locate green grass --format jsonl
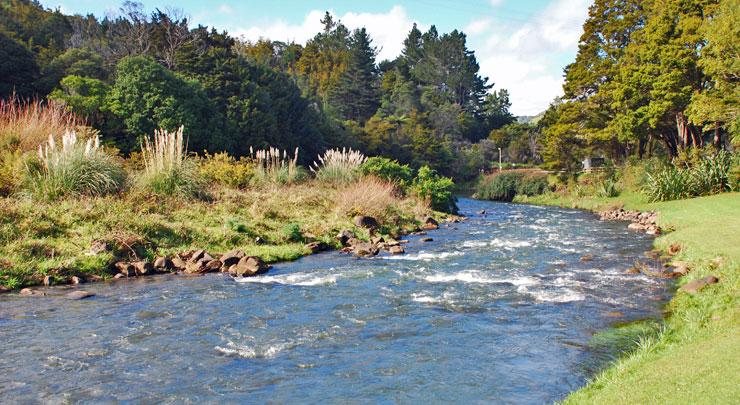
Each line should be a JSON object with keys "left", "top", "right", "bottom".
{"left": 521, "top": 190, "right": 740, "bottom": 404}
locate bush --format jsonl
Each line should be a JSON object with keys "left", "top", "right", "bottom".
{"left": 596, "top": 178, "right": 620, "bottom": 198}
{"left": 310, "top": 148, "right": 367, "bottom": 184}
{"left": 198, "top": 152, "right": 254, "bottom": 189}
{"left": 412, "top": 166, "right": 456, "bottom": 213}
{"left": 475, "top": 170, "right": 549, "bottom": 202}
{"left": 281, "top": 223, "right": 303, "bottom": 243}
{"left": 25, "top": 130, "right": 125, "bottom": 200}
{"left": 644, "top": 151, "right": 735, "bottom": 202}
{"left": 360, "top": 157, "right": 414, "bottom": 186}
{"left": 335, "top": 176, "right": 401, "bottom": 221}
{"left": 137, "top": 126, "right": 206, "bottom": 199}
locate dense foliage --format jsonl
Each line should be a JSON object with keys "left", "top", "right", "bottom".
{"left": 475, "top": 171, "right": 549, "bottom": 202}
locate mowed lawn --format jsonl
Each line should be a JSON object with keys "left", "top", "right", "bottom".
{"left": 524, "top": 192, "right": 740, "bottom": 404}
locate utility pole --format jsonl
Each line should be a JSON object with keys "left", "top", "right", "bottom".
{"left": 498, "top": 148, "right": 502, "bottom": 172}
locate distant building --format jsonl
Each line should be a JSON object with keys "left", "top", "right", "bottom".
{"left": 582, "top": 157, "right": 605, "bottom": 171}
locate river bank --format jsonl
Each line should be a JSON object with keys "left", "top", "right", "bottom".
{"left": 516, "top": 191, "right": 740, "bottom": 403}
{"left": 0, "top": 179, "right": 452, "bottom": 293}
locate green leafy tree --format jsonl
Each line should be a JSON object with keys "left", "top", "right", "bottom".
{"left": 49, "top": 75, "right": 109, "bottom": 123}
{"left": 106, "top": 56, "right": 215, "bottom": 152}
{"left": 0, "top": 32, "right": 38, "bottom": 97}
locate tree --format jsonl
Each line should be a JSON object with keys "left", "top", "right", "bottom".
{"left": 328, "top": 28, "right": 380, "bottom": 123}
{"left": 688, "top": 0, "right": 739, "bottom": 147}
{"left": 483, "top": 89, "right": 515, "bottom": 130}
{"left": 0, "top": 32, "right": 39, "bottom": 98}
{"left": 49, "top": 75, "right": 109, "bottom": 124}
{"left": 37, "top": 48, "right": 107, "bottom": 94}
{"left": 106, "top": 56, "right": 215, "bottom": 152}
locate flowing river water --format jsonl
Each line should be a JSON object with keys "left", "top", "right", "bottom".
{"left": 0, "top": 198, "right": 671, "bottom": 403}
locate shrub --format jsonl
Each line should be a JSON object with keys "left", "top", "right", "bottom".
{"left": 250, "top": 146, "right": 304, "bottom": 185}
{"left": 360, "top": 157, "right": 413, "bottom": 186}
{"left": 644, "top": 167, "right": 693, "bottom": 202}
{"left": 310, "top": 147, "right": 367, "bottom": 184}
{"left": 336, "top": 176, "right": 400, "bottom": 221}
{"left": 412, "top": 166, "right": 456, "bottom": 213}
{"left": 475, "top": 170, "right": 549, "bottom": 202}
{"left": 198, "top": 152, "right": 254, "bottom": 189}
{"left": 596, "top": 178, "right": 620, "bottom": 198}
{"left": 281, "top": 223, "right": 303, "bottom": 243}
{"left": 690, "top": 150, "right": 734, "bottom": 195}
{"left": 25, "top": 130, "right": 125, "bottom": 200}
{"left": 138, "top": 126, "right": 206, "bottom": 199}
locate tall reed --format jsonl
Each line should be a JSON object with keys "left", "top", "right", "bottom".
{"left": 138, "top": 126, "right": 205, "bottom": 198}
{"left": 0, "top": 95, "right": 82, "bottom": 152}
{"left": 310, "top": 147, "right": 367, "bottom": 183}
{"left": 250, "top": 146, "right": 302, "bottom": 184}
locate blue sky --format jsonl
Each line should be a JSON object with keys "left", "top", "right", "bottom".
{"left": 41, "top": 0, "right": 593, "bottom": 115}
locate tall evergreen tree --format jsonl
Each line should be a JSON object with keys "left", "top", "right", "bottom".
{"left": 328, "top": 28, "right": 380, "bottom": 123}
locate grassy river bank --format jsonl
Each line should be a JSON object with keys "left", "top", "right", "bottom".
{"left": 517, "top": 191, "right": 739, "bottom": 403}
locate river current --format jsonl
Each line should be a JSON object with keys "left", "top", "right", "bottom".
{"left": 0, "top": 198, "right": 670, "bottom": 403}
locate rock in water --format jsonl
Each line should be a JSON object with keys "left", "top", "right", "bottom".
{"left": 389, "top": 245, "right": 405, "bottom": 255}
{"left": 20, "top": 288, "right": 45, "bottom": 297}
{"left": 422, "top": 217, "right": 439, "bottom": 230}
{"left": 304, "top": 241, "right": 329, "bottom": 254}
{"left": 220, "top": 249, "right": 246, "bottom": 267}
{"left": 336, "top": 230, "right": 355, "bottom": 246}
{"left": 353, "top": 242, "right": 379, "bottom": 257}
{"left": 65, "top": 291, "right": 95, "bottom": 300}
{"left": 231, "top": 256, "right": 270, "bottom": 277}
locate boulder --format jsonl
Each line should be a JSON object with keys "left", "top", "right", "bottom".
{"left": 184, "top": 260, "right": 209, "bottom": 274}
{"left": 337, "top": 230, "right": 355, "bottom": 246}
{"left": 43, "top": 275, "right": 53, "bottom": 286}
{"left": 666, "top": 243, "right": 682, "bottom": 256}
{"left": 170, "top": 256, "right": 187, "bottom": 271}
{"left": 421, "top": 237, "right": 433, "bottom": 242}
{"left": 65, "top": 291, "right": 95, "bottom": 300}
{"left": 671, "top": 262, "right": 690, "bottom": 276}
{"left": 19, "top": 288, "right": 45, "bottom": 297}
{"left": 89, "top": 240, "right": 110, "bottom": 255}
{"left": 680, "top": 276, "right": 719, "bottom": 294}
{"left": 132, "top": 261, "right": 153, "bottom": 276}
{"left": 190, "top": 249, "right": 213, "bottom": 263}
{"left": 353, "top": 242, "right": 379, "bottom": 257}
{"left": 70, "top": 276, "right": 84, "bottom": 285}
{"left": 353, "top": 215, "right": 379, "bottom": 230}
{"left": 153, "top": 256, "right": 174, "bottom": 270}
{"left": 389, "top": 245, "right": 405, "bottom": 255}
{"left": 220, "top": 249, "right": 246, "bottom": 267}
{"left": 113, "top": 273, "right": 126, "bottom": 279}
{"left": 254, "top": 236, "right": 265, "bottom": 245}
{"left": 386, "top": 239, "right": 401, "bottom": 247}
{"left": 114, "top": 261, "right": 135, "bottom": 277}
{"left": 230, "top": 256, "right": 270, "bottom": 277}
{"left": 205, "top": 259, "right": 222, "bottom": 272}
{"left": 477, "top": 210, "right": 486, "bottom": 215}
{"left": 422, "top": 217, "right": 439, "bottom": 230}
{"left": 304, "top": 241, "right": 330, "bottom": 254}
{"left": 370, "top": 236, "right": 385, "bottom": 245}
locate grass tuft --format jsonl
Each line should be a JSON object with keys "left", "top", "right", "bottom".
{"left": 310, "top": 147, "right": 367, "bottom": 184}
{"left": 137, "top": 126, "right": 206, "bottom": 199}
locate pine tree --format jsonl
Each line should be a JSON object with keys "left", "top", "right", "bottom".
{"left": 328, "top": 28, "right": 380, "bottom": 123}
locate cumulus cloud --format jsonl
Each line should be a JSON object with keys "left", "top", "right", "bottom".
{"left": 232, "top": 6, "right": 423, "bottom": 62}
{"left": 469, "top": 0, "right": 591, "bottom": 115}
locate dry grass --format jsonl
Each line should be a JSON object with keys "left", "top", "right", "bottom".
{"left": 0, "top": 96, "right": 82, "bottom": 153}
{"left": 250, "top": 146, "right": 302, "bottom": 184}
{"left": 335, "top": 176, "right": 404, "bottom": 221}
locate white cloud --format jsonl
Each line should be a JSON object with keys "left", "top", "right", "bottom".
{"left": 232, "top": 6, "right": 423, "bottom": 62}
{"left": 465, "top": 18, "right": 492, "bottom": 35}
{"left": 489, "top": 0, "right": 506, "bottom": 6}
{"left": 468, "top": 0, "right": 591, "bottom": 115}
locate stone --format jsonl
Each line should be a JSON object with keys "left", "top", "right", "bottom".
{"left": 580, "top": 254, "right": 594, "bottom": 262}
{"left": 153, "top": 256, "right": 173, "bottom": 270}
{"left": 421, "top": 237, "right": 433, "bottom": 242}
{"left": 43, "top": 275, "right": 53, "bottom": 286}
{"left": 254, "top": 237, "right": 265, "bottom": 245}
{"left": 605, "top": 311, "right": 624, "bottom": 318}
{"left": 304, "top": 242, "right": 330, "bottom": 254}
{"left": 477, "top": 210, "right": 486, "bottom": 215}
{"left": 114, "top": 261, "right": 135, "bottom": 277}
{"left": 646, "top": 226, "right": 661, "bottom": 235}
{"left": 220, "top": 249, "right": 246, "bottom": 267}
{"left": 353, "top": 242, "right": 379, "bottom": 257}
{"left": 171, "top": 257, "right": 187, "bottom": 271}
{"left": 65, "top": 291, "right": 95, "bottom": 300}
{"left": 671, "top": 262, "right": 690, "bottom": 276}
{"left": 422, "top": 216, "right": 439, "bottom": 230}
{"left": 133, "top": 261, "right": 153, "bottom": 276}
{"left": 386, "top": 239, "right": 400, "bottom": 247}
{"left": 70, "top": 276, "right": 83, "bottom": 284}
{"left": 190, "top": 250, "right": 209, "bottom": 263}
{"left": 389, "top": 245, "right": 405, "bottom": 255}
{"left": 113, "top": 273, "right": 126, "bottom": 279}
{"left": 353, "top": 215, "right": 379, "bottom": 230}
{"left": 624, "top": 267, "right": 641, "bottom": 275}
{"left": 20, "top": 288, "right": 45, "bottom": 297}
{"left": 205, "top": 259, "right": 222, "bottom": 272}
{"left": 680, "top": 276, "right": 719, "bottom": 294}
{"left": 337, "top": 230, "right": 355, "bottom": 246}
{"left": 628, "top": 223, "right": 646, "bottom": 231}
{"left": 184, "top": 260, "right": 208, "bottom": 274}
{"left": 231, "top": 256, "right": 270, "bottom": 277}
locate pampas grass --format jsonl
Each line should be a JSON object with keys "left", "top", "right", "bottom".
{"left": 250, "top": 146, "right": 303, "bottom": 185}
{"left": 138, "top": 126, "right": 206, "bottom": 198}
{"left": 310, "top": 147, "right": 367, "bottom": 183}
{"left": 25, "top": 129, "right": 125, "bottom": 200}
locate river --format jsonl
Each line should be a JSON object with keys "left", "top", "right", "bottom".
{"left": 0, "top": 198, "right": 671, "bottom": 403}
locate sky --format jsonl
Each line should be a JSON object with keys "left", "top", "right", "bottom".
{"left": 41, "top": 0, "right": 593, "bottom": 116}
